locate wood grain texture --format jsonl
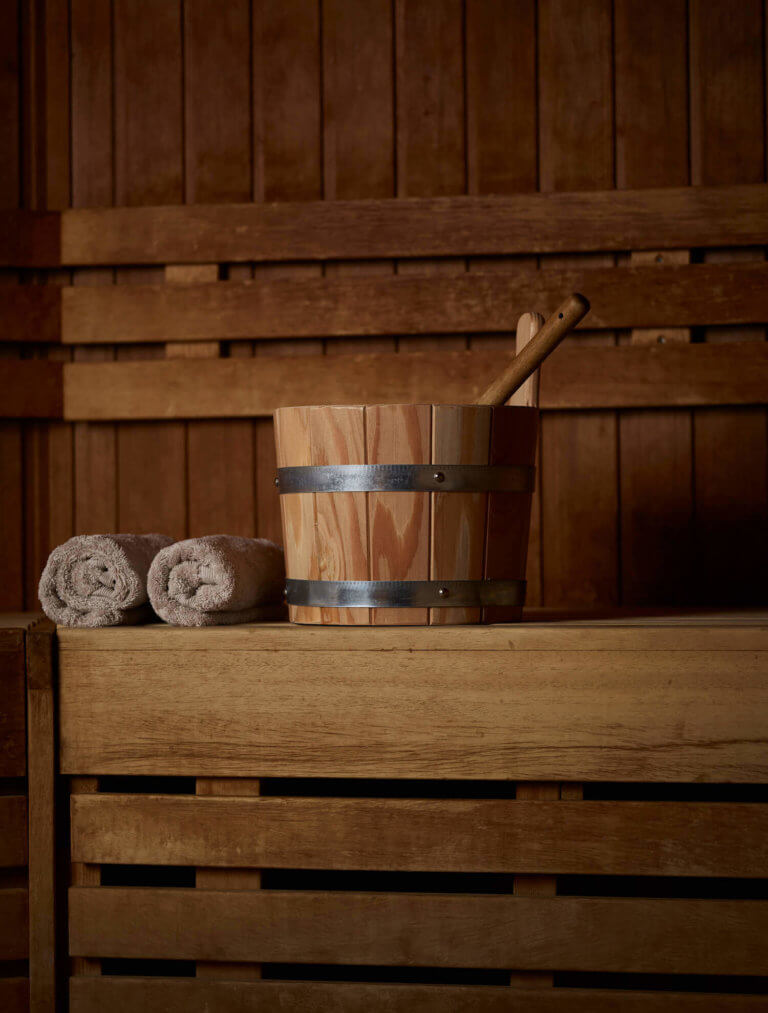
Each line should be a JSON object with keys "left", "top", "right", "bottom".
{"left": 310, "top": 406, "right": 370, "bottom": 625}
{"left": 26, "top": 620, "right": 57, "bottom": 1010}
{"left": 539, "top": 0, "right": 617, "bottom": 610}
{"left": 70, "top": 793, "right": 768, "bottom": 878}
{"left": 483, "top": 407, "right": 538, "bottom": 623}
{"left": 9, "top": 182, "right": 759, "bottom": 266}
{"left": 615, "top": 0, "right": 693, "bottom": 608}
{"left": 0, "top": 795, "right": 27, "bottom": 867}
{"left": 69, "top": 886, "right": 768, "bottom": 974}
{"left": 58, "top": 641, "right": 768, "bottom": 780}
{"left": 273, "top": 407, "right": 320, "bottom": 624}
{"left": 62, "top": 342, "right": 768, "bottom": 421}
{"left": 33, "top": 261, "right": 768, "bottom": 345}
{"left": 67, "top": 977, "right": 768, "bottom": 1013}
{"left": 113, "top": 0, "right": 186, "bottom": 542}
{"left": 69, "top": 777, "right": 100, "bottom": 978}
{"left": 689, "top": 0, "right": 768, "bottom": 608}
{"left": 430, "top": 406, "right": 491, "bottom": 624}
{"left": 0, "top": 628, "right": 26, "bottom": 777}
{"left": 0, "top": 888, "right": 28, "bottom": 959}
{"left": 0, "top": 979, "right": 28, "bottom": 1013}
{"left": 366, "top": 404, "right": 431, "bottom": 624}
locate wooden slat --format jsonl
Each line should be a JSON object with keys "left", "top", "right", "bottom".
{"left": 58, "top": 643, "right": 768, "bottom": 780}
{"left": 0, "top": 362, "right": 62, "bottom": 418}
{"left": 67, "top": 977, "right": 768, "bottom": 1013}
{"left": 55, "top": 613, "right": 768, "bottom": 651}
{"left": 0, "top": 795, "right": 27, "bottom": 866}
{"left": 0, "top": 978, "right": 28, "bottom": 1013}
{"left": 8, "top": 262, "right": 760, "bottom": 346}
{"left": 4, "top": 183, "right": 768, "bottom": 266}
{"left": 430, "top": 406, "right": 490, "bottom": 625}
{"left": 70, "top": 794, "right": 768, "bottom": 878}
{"left": 26, "top": 619, "right": 57, "bottom": 1010}
{"left": 0, "top": 628, "right": 26, "bottom": 777}
{"left": 69, "top": 887, "right": 768, "bottom": 974}
{"left": 0, "top": 888, "right": 28, "bottom": 960}
{"left": 61, "top": 341, "right": 768, "bottom": 421}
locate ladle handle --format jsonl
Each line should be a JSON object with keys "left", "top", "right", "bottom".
{"left": 476, "top": 293, "right": 590, "bottom": 406}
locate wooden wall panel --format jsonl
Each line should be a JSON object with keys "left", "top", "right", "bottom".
{"left": 113, "top": 0, "right": 186, "bottom": 541}
{"left": 615, "top": 0, "right": 693, "bottom": 605}
{"left": 689, "top": 0, "right": 768, "bottom": 607}
{"left": 538, "top": 0, "right": 618, "bottom": 608}
{"left": 4, "top": 1, "right": 768, "bottom": 611}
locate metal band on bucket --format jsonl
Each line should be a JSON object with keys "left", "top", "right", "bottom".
{"left": 276, "top": 464, "right": 534, "bottom": 494}
{"left": 285, "top": 578, "right": 527, "bottom": 609}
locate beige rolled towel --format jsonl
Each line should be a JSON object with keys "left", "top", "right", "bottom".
{"left": 148, "top": 535, "right": 285, "bottom": 626}
{"left": 39, "top": 533, "right": 173, "bottom": 627}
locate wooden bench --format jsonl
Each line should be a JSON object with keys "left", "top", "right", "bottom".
{"left": 58, "top": 610, "right": 768, "bottom": 1011}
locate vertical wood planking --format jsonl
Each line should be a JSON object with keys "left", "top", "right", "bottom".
{"left": 615, "top": 0, "right": 693, "bottom": 605}
{"left": 253, "top": 0, "right": 324, "bottom": 546}
{"left": 27, "top": 622, "right": 57, "bottom": 1011}
{"left": 113, "top": 0, "right": 186, "bottom": 540}
{"left": 70, "top": 778, "right": 100, "bottom": 977}
{"left": 274, "top": 407, "right": 320, "bottom": 625}
{"left": 689, "top": 0, "right": 768, "bottom": 606}
{"left": 323, "top": 1, "right": 399, "bottom": 624}
{"left": 430, "top": 406, "right": 491, "bottom": 625}
{"left": 71, "top": 0, "right": 118, "bottom": 536}
{"left": 538, "top": 0, "right": 618, "bottom": 608}
{"left": 395, "top": 0, "right": 466, "bottom": 358}
{"left": 310, "top": 406, "right": 370, "bottom": 625}
{"left": 366, "top": 405, "right": 431, "bottom": 625}
{"left": 465, "top": 0, "right": 542, "bottom": 605}
{"left": 0, "top": 0, "right": 23, "bottom": 609}
{"left": 182, "top": 0, "right": 255, "bottom": 539}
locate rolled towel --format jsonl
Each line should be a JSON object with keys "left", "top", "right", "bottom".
{"left": 39, "top": 533, "right": 173, "bottom": 627}
{"left": 148, "top": 535, "right": 285, "bottom": 626}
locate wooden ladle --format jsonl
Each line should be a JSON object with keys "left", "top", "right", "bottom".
{"left": 476, "top": 292, "right": 590, "bottom": 406}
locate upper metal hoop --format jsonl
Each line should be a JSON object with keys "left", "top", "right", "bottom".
{"left": 276, "top": 464, "right": 534, "bottom": 494}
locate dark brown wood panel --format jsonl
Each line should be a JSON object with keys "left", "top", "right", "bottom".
{"left": 69, "top": 887, "right": 768, "bottom": 974}
{"left": 0, "top": 795, "right": 27, "bottom": 867}
{"left": 71, "top": 793, "right": 768, "bottom": 878}
{"left": 0, "top": 888, "right": 28, "bottom": 960}
{"left": 67, "top": 977, "right": 768, "bottom": 1013}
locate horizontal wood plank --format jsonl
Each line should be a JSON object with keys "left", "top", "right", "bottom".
{"left": 1, "top": 287, "right": 61, "bottom": 343}
{"left": 70, "top": 794, "right": 768, "bottom": 878}
{"left": 44, "top": 263, "right": 768, "bottom": 344}
{"left": 55, "top": 612, "right": 768, "bottom": 652}
{"left": 0, "top": 362, "right": 64, "bottom": 419}
{"left": 2, "top": 184, "right": 767, "bottom": 266}
{"left": 61, "top": 342, "right": 768, "bottom": 421}
{"left": 68, "top": 977, "right": 768, "bottom": 1012}
{"left": 0, "top": 979, "right": 29, "bottom": 1013}
{"left": 0, "top": 888, "right": 28, "bottom": 960}
{"left": 58, "top": 646, "right": 768, "bottom": 780}
{"left": 68, "top": 887, "right": 768, "bottom": 974}
{"left": 0, "top": 796, "right": 27, "bottom": 867}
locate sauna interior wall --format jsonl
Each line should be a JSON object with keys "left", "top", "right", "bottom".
{"left": 1, "top": 0, "right": 766, "bottom": 611}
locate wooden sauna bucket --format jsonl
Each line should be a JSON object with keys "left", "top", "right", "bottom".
{"left": 274, "top": 403, "right": 538, "bottom": 626}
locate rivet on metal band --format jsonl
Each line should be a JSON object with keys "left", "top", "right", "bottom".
{"left": 285, "top": 578, "right": 527, "bottom": 609}
{"left": 276, "top": 464, "right": 535, "bottom": 495}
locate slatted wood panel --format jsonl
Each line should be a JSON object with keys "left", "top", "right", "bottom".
{"left": 68, "top": 887, "right": 768, "bottom": 974}
{"left": 4, "top": 4, "right": 768, "bottom": 620}
{"left": 66, "top": 978, "right": 768, "bottom": 1013}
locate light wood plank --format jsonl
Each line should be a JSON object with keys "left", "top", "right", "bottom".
{"left": 58, "top": 645, "right": 768, "bottom": 780}
{"left": 70, "top": 794, "right": 768, "bottom": 878}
